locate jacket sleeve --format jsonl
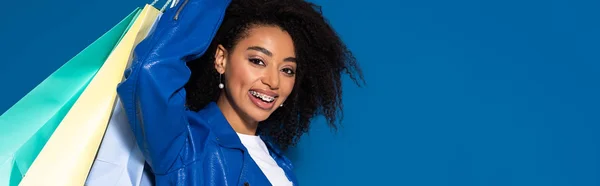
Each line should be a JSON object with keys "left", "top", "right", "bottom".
{"left": 116, "top": 0, "right": 231, "bottom": 174}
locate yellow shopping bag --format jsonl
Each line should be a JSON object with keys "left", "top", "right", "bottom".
{"left": 19, "top": 5, "right": 161, "bottom": 186}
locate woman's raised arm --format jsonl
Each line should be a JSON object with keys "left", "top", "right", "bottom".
{"left": 116, "top": 0, "right": 231, "bottom": 174}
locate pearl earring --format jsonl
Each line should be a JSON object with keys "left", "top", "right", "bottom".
{"left": 218, "top": 73, "right": 224, "bottom": 89}
{"left": 279, "top": 104, "right": 283, "bottom": 107}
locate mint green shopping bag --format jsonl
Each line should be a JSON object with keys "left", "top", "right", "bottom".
{"left": 0, "top": 8, "right": 141, "bottom": 186}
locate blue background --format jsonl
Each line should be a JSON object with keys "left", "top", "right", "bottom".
{"left": 1, "top": 0, "right": 598, "bottom": 185}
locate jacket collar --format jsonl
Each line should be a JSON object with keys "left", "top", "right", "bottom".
{"left": 198, "top": 102, "right": 286, "bottom": 157}
{"left": 199, "top": 102, "right": 245, "bottom": 149}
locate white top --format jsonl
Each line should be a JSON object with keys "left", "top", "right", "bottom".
{"left": 236, "top": 133, "right": 293, "bottom": 186}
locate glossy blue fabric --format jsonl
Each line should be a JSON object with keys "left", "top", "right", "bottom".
{"left": 116, "top": 0, "right": 298, "bottom": 185}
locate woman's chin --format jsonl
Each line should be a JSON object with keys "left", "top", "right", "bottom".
{"left": 242, "top": 107, "right": 274, "bottom": 123}
{"left": 250, "top": 112, "right": 272, "bottom": 123}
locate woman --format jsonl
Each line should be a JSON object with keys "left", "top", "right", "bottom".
{"left": 117, "top": 0, "right": 364, "bottom": 185}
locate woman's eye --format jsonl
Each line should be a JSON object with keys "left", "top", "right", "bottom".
{"left": 249, "top": 58, "right": 265, "bottom": 66}
{"left": 282, "top": 68, "right": 296, "bottom": 76}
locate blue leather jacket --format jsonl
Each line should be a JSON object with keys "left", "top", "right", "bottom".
{"left": 116, "top": 0, "right": 298, "bottom": 185}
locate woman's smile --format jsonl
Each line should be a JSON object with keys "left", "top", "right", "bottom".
{"left": 248, "top": 89, "right": 279, "bottom": 110}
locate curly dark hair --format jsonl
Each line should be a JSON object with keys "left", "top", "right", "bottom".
{"left": 184, "top": 0, "right": 364, "bottom": 150}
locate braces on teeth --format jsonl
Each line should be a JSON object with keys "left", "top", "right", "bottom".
{"left": 250, "top": 91, "right": 275, "bottom": 102}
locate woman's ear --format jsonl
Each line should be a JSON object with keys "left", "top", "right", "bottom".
{"left": 214, "top": 44, "right": 227, "bottom": 74}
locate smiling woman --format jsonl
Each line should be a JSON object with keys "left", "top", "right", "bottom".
{"left": 213, "top": 26, "right": 298, "bottom": 135}
{"left": 116, "top": 0, "right": 364, "bottom": 185}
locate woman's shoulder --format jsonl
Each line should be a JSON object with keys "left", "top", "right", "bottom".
{"left": 185, "top": 102, "right": 225, "bottom": 127}
{"left": 184, "top": 102, "right": 238, "bottom": 145}
{"left": 184, "top": 103, "right": 218, "bottom": 137}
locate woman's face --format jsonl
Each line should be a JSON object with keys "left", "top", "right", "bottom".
{"left": 215, "top": 25, "right": 297, "bottom": 123}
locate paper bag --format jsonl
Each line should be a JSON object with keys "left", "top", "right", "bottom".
{"left": 85, "top": 11, "right": 164, "bottom": 186}
{"left": 19, "top": 5, "right": 161, "bottom": 186}
{"left": 0, "top": 9, "right": 140, "bottom": 186}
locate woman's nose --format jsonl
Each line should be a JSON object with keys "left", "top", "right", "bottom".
{"left": 261, "top": 68, "right": 280, "bottom": 89}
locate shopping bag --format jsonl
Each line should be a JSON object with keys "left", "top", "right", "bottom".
{"left": 84, "top": 99, "right": 153, "bottom": 186}
{"left": 19, "top": 5, "right": 161, "bottom": 186}
{"left": 85, "top": 11, "right": 163, "bottom": 186}
{"left": 0, "top": 9, "right": 140, "bottom": 186}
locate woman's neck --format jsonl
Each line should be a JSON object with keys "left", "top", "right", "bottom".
{"left": 216, "top": 93, "right": 258, "bottom": 135}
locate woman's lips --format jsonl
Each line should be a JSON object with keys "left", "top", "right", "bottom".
{"left": 248, "top": 91, "right": 276, "bottom": 110}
